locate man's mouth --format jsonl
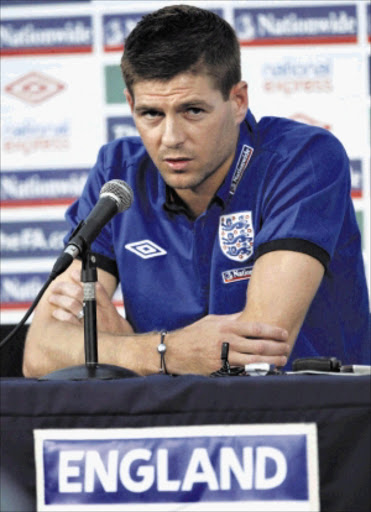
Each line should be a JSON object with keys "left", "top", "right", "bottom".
{"left": 164, "top": 157, "right": 192, "bottom": 171}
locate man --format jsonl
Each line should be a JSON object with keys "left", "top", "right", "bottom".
{"left": 23, "top": 5, "right": 369, "bottom": 378}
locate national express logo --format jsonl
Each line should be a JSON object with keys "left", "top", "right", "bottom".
{"left": 5, "top": 72, "right": 65, "bottom": 105}
{"left": 234, "top": 5, "right": 357, "bottom": 45}
{"left": 2, "top": 119, "right": 70, "bottom": 155}
{"left": 262, "top": 56, "right": 333, "bottom": 95}
{"left": 0, "top": 16, "right": 93, "bottom": 56}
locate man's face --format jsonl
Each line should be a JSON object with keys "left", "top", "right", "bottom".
{"left": 125, "top": 73, "right": 248, "bottom": 198}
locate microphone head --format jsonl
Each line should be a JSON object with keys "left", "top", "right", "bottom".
{"left": 100, "top": 179, "right": 134, "bottom": 212}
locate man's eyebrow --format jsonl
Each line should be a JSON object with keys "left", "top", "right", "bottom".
{"left": 181, "top": 98, "right": 210, "bottom": 106}
{"left": 134, "top": 99, "right": 213, "bottom": 114}
{"left": 181, "top": 100, "right": 212, "bottom": 109}
{"left": 134, "top": 105, "right": 159, "bottom": 114}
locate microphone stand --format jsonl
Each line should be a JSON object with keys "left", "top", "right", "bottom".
{"left": 82, "top": 249, "right": 99, "bottom": 369}
{"left": 41, "top": 244, "right": 138, "bottom": 380}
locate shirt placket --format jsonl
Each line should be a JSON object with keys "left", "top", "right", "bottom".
{"left": 193, "top": 202, "right": 223, "bottom": 305}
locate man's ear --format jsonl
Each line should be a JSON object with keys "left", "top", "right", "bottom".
{"left": 124, "top": 89, "right": 134, "bottom": 113}
{"left": 230, "top": 81, "right": 248, "bottom": 124}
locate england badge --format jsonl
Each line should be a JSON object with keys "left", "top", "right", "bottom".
{"left": 219, "top": 211, "right": 254, "bottom": 262}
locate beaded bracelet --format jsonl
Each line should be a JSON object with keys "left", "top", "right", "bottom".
{"left": 157, "top": 330, "right": 168, "bottom": 374}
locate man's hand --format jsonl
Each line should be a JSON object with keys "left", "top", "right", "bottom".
{"left": 166, "top": 313, "right": 289, "bottom": 375}
{"left": 48, "top": 269, "right": 133, "bottom": 335}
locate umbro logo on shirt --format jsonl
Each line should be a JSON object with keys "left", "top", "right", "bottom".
{"left": 125, "top": 240, "right": 167, "bottom": 259}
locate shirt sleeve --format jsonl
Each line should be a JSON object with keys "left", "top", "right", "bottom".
{"left": 254, "top": 129, "right": 351, "bottom": 270}
{"left": 64, "top": 145, "right": 119, "bottom": 278}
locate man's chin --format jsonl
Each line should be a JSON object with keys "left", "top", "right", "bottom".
{"left": 161, "top": 173, "right": 198, "bottom": 190}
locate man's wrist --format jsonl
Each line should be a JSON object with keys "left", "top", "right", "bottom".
{"left": 157, "top": 330, "right": 168, "bottom": 374}
{"left": 115, "top": 332, "right": 167, "bottom": 376}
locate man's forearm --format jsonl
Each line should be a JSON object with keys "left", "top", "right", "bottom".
{"left": 23, "top": 310, "right": 289, "bottom": 378}
{"left": 23, "top": 319, "right": 160, "bottom": 378}
{"left": 239, "top": 250, "right": 324, "bottom": 354}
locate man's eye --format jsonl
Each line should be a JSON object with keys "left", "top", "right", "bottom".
{"left": 142, "top": 110, "right": 161, "bottom": 118}
{"left": 187, "top": 107, "right": 204, "bottom": 115}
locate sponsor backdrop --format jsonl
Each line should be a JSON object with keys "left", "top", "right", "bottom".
{"left": 1, "top": 0, "right": 370, "bottom": 323}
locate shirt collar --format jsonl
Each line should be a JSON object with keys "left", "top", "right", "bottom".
{"left": 215, "top": 110, "right": 256, "bottom": 205}
{"left": 163, "top": 186, "right": 191, "bottom": 217}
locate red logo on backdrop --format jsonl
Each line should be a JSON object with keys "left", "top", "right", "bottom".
{"left": 5, "top": 71, "right": 65, "bottom": 104}
{"left": 290, "top": 113, "right": 331, "bottom": 131}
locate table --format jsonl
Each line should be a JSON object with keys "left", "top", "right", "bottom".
{"left": 1, "top": 373, "right": 370, "bottom": 511}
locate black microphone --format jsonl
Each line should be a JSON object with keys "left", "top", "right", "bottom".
{"left": 50, "top": 179, "right": 133, "bottom": 278}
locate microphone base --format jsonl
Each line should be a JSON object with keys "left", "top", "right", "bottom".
{"left": 39, "top": 363, "right": 139, "bottom": 381}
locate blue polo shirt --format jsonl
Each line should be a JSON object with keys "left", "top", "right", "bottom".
{"left": 65, "top": 111, "right": 370, "bottom": 367}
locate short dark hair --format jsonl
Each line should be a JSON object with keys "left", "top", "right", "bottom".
{"left": 121, "top": 4, "right": 241, "bottom": 100}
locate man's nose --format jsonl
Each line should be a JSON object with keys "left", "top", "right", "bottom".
{"left": 161, "top": 117, "right": 186, "bottom": 148}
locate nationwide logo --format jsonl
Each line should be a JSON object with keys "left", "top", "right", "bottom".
{"left": 0, "top": 272, "right": 49, "bottom": 308}
{"left": 0, "top": 16, "right": 93, "bottom": 56}
{"left": 222, "top": 266, "right": 253, "bottom": 284}
{"left": 235, "top": 5, "right": 357, "bottom": 46}
{"left": 107, "top": 117, "right": 138, "bottom": 142}
{"left": 103, "top": 14, "right": 148, "bottom": 52}
{"left": 103, "top": 9, "right": 224, "bottom": 52}
{"left": 0, "top": 272, "right": 124, "bottom": 311}
{"left": 125, "top": 240, "right": 167, "bottom": 259}
{"left": 0, "top": 169, "right": 88, "bottom": 206}
{"left": 34, "top": 424, "right": 320, "bottom": 510}
{"left": 350, "top": 159, "right": 362, "bottom": 199}
{"left": 230, "top": 145, "right": 254, "bottom": 195}
{"left": 262, "top": 57, "right": 333, "bottom": 95}
{"left": 5, "top": 72, "right": 65, "bottom": 105}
